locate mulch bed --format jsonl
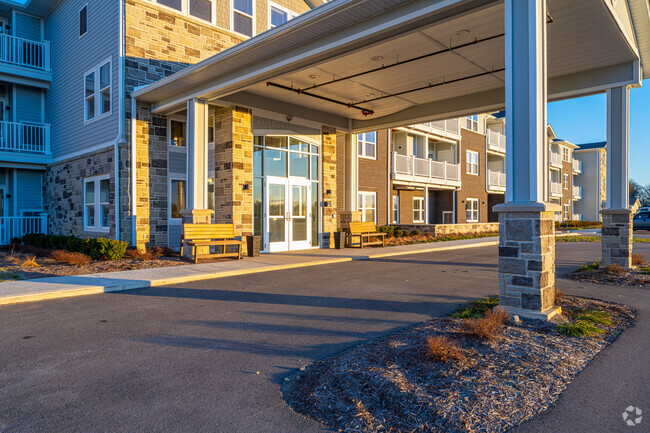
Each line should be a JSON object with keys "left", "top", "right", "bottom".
{"left": 568, "top": 267, "right": 650, "bottom": 287}
{"left": 385, "top": 232, "right": 498, "bottom": 247}
{"left": 282, "top": 296, "right": 634, "bottom": 433}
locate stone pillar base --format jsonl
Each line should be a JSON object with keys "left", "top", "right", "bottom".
{"left": 494, "top": 202, "right": 561, "bottom": 321}
{"left": 180, "top": 209, "right": 215, "bottom": 259}
{"left": 600, "top": 208, "right": 633, "bottom": 268}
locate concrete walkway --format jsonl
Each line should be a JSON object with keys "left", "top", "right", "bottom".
{"left": 0, "top": 236, "right": 498, "bottom": 306}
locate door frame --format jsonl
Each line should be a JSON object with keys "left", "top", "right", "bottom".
{"left": 264, "top": 176, "right": 312, "bottom": 252}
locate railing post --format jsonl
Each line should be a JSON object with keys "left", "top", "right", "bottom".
{"left": 43, "top": 40, "right": 50, "bottom": 71}
{"left": 444, "top": 161, "right": 448, "bottom": 180}
{"left": 411, "top": 155, "right": 415, "bottom": 176}
{"left": 39, "top": 213, "right": 48, "bottom": 235}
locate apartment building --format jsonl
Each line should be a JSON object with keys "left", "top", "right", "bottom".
{"left": 573, "top": 142, "right": 607, "bottom": 222}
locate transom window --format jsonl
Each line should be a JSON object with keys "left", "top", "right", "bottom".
{"left": 84, "top": 59, "right": 111, "bottom": 122}
{"left": 358, "top": 192, "right": 377, "bottom": 223}
{"left": 466, "top": 150, "right": 479, "bottom": 175}
{"left": 84, "top": 175, "right": 110, "bottom": 231}
{"left": 357, "top": 131, "right": 377, "bottom": 159}
{"left": 270, "top": 3, "right": 296, "bottom": 28}
{"left": 152, "top": 0, "right": 214, "bottom": 23}
{"left": 413, "top": 197, "right": 424, "bottom": 223}
{"left": 466, "top": 115, "right": 479, "bottom": 132}
{"left": 465, "top": 198, "right": 479, "bottom": 222}
{"left": 234, "top": 0, "right": 254, "bottom": 36}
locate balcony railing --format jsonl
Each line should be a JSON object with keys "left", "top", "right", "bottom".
{"left": 487, "top": 169, "right": 506, "bottom": 191}
{"left": 392, "top": 152, "right": 460, "bottom": 184}
{"left": 550, "top": 181, "right": 562, "bottom": 196}
{"left": 572, "top": 213, "right": 583, "bottom": 221}
{"left": 0, "top": 34, "right": 50, "bottom": 71}
{"left": 573, "top": 185, "right": 583, "bottom": 200}
{"left": 426, "top": 119, "right": 460, "bottom": 135}
{"left": 0, "top": 121, "right": 51, "bottom": 154}
{"left": 555, "top": 212, "right": 563, "bottom": 222}
{"left": 0, "top": 215, "right": 47, "bottom": 245}
{"left": 550, "top": 151, "right": 562, "bottom": 167}
{"left": 486, "top": 129, "right": 506, "bottom": 153}
{"left": 572, "top": 159, "right": 582, "bottom": 173}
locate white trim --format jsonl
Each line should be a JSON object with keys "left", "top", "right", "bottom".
{"left": 168, "top": 117, "right": 187, "bottom": 148}
{"left": 269, "top": 2, "right": 297, "bottom": 29}
{"left": 412, "top": 196, "right": 424, "bottom": 223}
{"left": 50, "top": 142, "right": 113, "bottom": 163}
{"left": 83, "top": 173, "right": 111, "bottom": 232}
{"left": 466, "top": 150, "right": 479, "bottom": 175}
{"left": 357, "top": 131, "right": 377, "bottom": 160}
{"left": 232, "top": 0, "right": 255, "bottom": 38}
{"left": 357, "top": 191, "right": 377, "bottom": 224}
{"left": 148, "top": 0, "right": 216, "bottom": 26}
{"left": 83, "top": 57, "right": 113, "bottom": 124}
{"left": 465, "top": 198, "right": 479, "bottom": 222}
{"left": 391, "top": 194, "right": 399, "bottom": 224}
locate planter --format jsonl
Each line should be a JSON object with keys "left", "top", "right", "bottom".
{"left": 333, "top": 231, "right": 346, "bottom": 249}
{"left": 246, "top": 235, "right": 261, "bottom": 257}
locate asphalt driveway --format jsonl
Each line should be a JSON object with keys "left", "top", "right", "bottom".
{"left": 0, "top": 243, "right": 648, "bottom": 432}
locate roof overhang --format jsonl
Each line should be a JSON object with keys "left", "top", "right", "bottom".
{"left": 133, "top": 0, "right": 648, "bottom": 133}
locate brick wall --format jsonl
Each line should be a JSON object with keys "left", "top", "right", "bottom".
{"left": 561, "top": 159, "right": 572, "bottom": 217}
{"left": 393, "top": 189, "right": 425, "bottom": 225}
{"left": 358, "top": 130, "right": 389, "bottom": 226}
{"left": 457, "top": 129, "right": 489, "bottom": 223}
{"left": 322, "top": 126, "right": 338, "bottom": 236}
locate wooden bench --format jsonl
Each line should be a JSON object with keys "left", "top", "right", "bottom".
{"left": 180, "top": 223, "right": 243, "bottom": 263}
{"left": 346, "top": 221, "right": 386, "bottom": 248}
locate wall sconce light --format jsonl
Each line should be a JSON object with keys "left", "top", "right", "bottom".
{"left": 325, "top": 189, "right": 332, "bottom": 195}
{"left": 242, "top": 184, "right": 250, "bottom": 190}
{"left": 287, "top": 114, "right": 294, "bottom": 122}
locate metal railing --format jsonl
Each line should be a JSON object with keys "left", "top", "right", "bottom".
{"left": 550, "top": 151, "right": 562, "bottom": 167}
{"left": 426, "top": 119, "right": 460, "bottom": 135}
{"left": 0, "top": 121, "right": 51, "bottom": 154}
{"left": 0, "top": 214, "right": 47, "bottom": 245}
{"left": 572, "top": 159, "right": 582, "bottom": 173}
{"left": 573, "top": 185, "right": 583, "bottom": 199}
{"left": 487, "top": 169, "right": 506, "bottom": 188}
{"left": 392, "top": 152, "right": 460, "bottom": 182}
{"left": 0, "top": 34, "right": 50, "bottom": 71}
{"left": 486, "top": 129, "right": 506, "bottom": 153}
{"left": 550, "top": 181, "right": 562, "bottom": 195}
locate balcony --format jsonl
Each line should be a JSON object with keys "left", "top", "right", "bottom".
{"left": 554, "top": 212, "right": 562, "bottom": 222}
{"left": 550, "top": 150, "right": 562, "bottom": 168}
{"left": 487, "top": 169, "right": 506, "bottom": 192}
{"left": 486, "top": 129, "right": 506, "bottom": 153}
{"left": 0, "top": 34, "right": 50, "bottom": 71}
{"left": 572, "top": 213, "right": 583, "bottom": 221}
{"left": 392, "top": 152, "right": 461, "bottom": 187}
{"left": 0, "top": 121, "right": 51, "bottom": 155}
{"left": 572, "top": 185, "right": 583, "bottom": 200}
{"left": 426, "top": 119, "right": 460, "bottom": 135}
{"left": 0, "top": 214, "right": 47, "bottom": 245}
{"left": 572, "top": 159, "right": 582, "bottom": 174}
{"left": 550, "top": 181, "right": 562, "bottom": 197}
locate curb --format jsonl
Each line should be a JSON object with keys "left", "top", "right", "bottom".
{"left": 0, "top": 239, "right": 499, "bottom": 307}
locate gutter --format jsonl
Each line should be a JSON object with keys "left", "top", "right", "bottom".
{"left": 113, "top": 0, "right": 126, "bottom": 242}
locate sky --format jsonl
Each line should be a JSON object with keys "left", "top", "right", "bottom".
{"left": 547, "top": 79, "right": 650, "bottom": 185}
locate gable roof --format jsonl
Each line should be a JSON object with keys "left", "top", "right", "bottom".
{"left": 575, "top": 141, "right": 607, "bottom": 151}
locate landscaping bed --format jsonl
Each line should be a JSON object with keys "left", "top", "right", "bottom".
{"left": 384, "top": 231, "right": 498, "bottom": 247}
{"left": 568, "top": 254, "right": 650, "bottom": 287}
{"left": 556, "top": 235, "right": 650, "bottom": 243}
{"left": 283, "top": 295, "right": 634, "bottom": 433}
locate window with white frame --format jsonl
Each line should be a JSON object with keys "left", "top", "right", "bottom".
{"left": 169, "top": 120, "right": 186, "bottom": 147}
{"left": 465, "top": 199, "right": 479, "bottom": 222}
{"left": 563, "top": 173, "right": 569, "bottom": 189}
{"left": 170, "top": 178, "right": 187, "bottom": 219}
{"left": 392, "top": 195, "right": 399, "bottom": 224}
{"left": 233, "top": 0, "right": 254, "bottom": 36}
{"left": 466, "top": 115, "right": 479, "bottom": 131}
{"left": 79, "top": 4, "right": 88, "bottom": 37}
{"left": 357, "top": 131, "right": 377, "bottom": 159}
{"left": 563, "top": 204, "right": 570, "bottom": 220}
{"left": 413, "top": 197, "right": 424, "bottom": 223}
{"left": 84, "top": 59, "right": 111, "bottom": 122}
{"left": 358, "top": 192, "right": 376, "bottom": 223}
{"left": 84, "top": 175, "right": 110, "bottom": 231}
{"left": 152, "top": 0, "right": 213, "bottom": 23}
{"left": 270, "top": 3, "right": 297, "bottom": 28}
{"left": 562, "top": 147, "right": 570, "bottom": 162}
{"left": 466, "top": 150, "right": 479, "bottom": 175}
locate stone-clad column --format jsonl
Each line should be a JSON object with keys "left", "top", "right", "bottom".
{"left": 601, "top": 209, "right": 632, "bottom": 267}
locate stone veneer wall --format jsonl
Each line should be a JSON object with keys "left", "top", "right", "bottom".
{"left": 601, "top": 209, "right": 632, "bottom": 267}
{"left": 322, "top": 126, "right": 338, "bottom": 239}
{"left": 395, "top": 223, "right": 499, "bottom": 236}
{"left": 45, "top": 148, "right": 115, "bottom": 239}
{"left": 599, "top": 148, "right": 607, "bottom": 213}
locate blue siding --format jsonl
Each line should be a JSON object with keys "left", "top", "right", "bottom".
{"left": 168, "top": 224, "right": 182, "bottom": 251}
{"left": 168, "top": 151, "right": 187, "bottom": 174}
{"left": 44, "top": 0, "right": 120, "bottom": 160}
{"left": 15, "top": 85, "right": 43, "bottom": 123}
{"left": 12, "top": 12, "right": 42, "bottom": 41}
{"left": 16, "top": 169, "right": 43, "bottom": 212}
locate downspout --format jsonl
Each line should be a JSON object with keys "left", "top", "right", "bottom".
{"left": 113, "top": 0, "right": 126, "bottom": 241}
{"left": 131, "top": 97, "right": 137, "bottom": 246}
{"left": 386, "top": 129, "right": 391, "bottom": 225}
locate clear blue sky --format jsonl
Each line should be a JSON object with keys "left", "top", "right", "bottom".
{"left": 547, "top": 79, "right": 650, "bottom": 185}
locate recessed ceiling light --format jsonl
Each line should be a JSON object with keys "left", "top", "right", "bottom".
{"left": 309, "top": 74, "right": 320, "bottom": 79}
{"left": 365, "top": 93, "right": 375, "bottom": 98}
{"left": 456, "top": 29, "right": 471, "bottom": 36}
{"left": 371, "top": 56, "right": 384, "bottom": 61}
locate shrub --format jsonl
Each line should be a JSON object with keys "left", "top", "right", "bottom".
{"left": 632, "top": 253, "right": 645, "bottom": 266}
{"left": 19, "top": 244, "right": 51, "bottom": 258}
{"left": 51, "top": 250, "right": 92, "bottom": 266}
{"left": 557, "top": 321, "right": 607, "bottom": 337}
{"left": 463, "top": 316, "right": 503, "bottom": 340}
{"left": 574, "top": 262, "right": 600, "bottom": 272}
{"left": 485, "top": 308, "right": 510, "bottom": 325}
{"left": 451, "top": 296, "right": 499, "bottom": 318}
{"left": 554, "top": 220, "right": 602, "bottom": 229}
{"left": 424, "top": 336, "right": 465, "bottom": 363}
{"left": 10, "top": 237, "right": 22, "bottom": 245}
{"left": 410, "top": 230, "right": 421, "bottom": 236}
{"left": 602, "top": 264, "right": 625, "bottom": 274}
{"left": 149, "top": 246, "right": 177, "bottom": 257}
{"left": 22, "top": 233, "right": 127, "bottom": 261}
{"left": 574, "top": 309, "right": 613, "bottom": 326}
{"left": 555, "top": 288, "right": 565, "bottom": 304}
{"left": 125, "top": 249, "right": 155, "bottom": 261}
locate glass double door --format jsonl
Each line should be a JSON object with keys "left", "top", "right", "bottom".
{"left": 266, "top": 176, "right": 311, "bottom": 252}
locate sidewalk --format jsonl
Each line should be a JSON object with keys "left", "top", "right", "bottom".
{"left": 0, "top": 236, "right": 498, "bottom": 306}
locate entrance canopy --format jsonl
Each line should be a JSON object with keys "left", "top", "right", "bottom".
{"left": 132, "top": 0, "right": 650, "bottom": 132}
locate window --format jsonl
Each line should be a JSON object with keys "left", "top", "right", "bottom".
{"left": 169, "top": 120, "right": 186, "bottom": 147}
{"left": 270, "top": 3, "right": 296, "bottom": 28}
{"left": 465, "top": 199, "right": 479, "bottom": 222}
{"left": 442, "top": 211, "right": 454, "bottom": 224}
{"left": 562, "top": 147, "right": 570, "bottom": 162}
{"left": 79, "top": 4, "right": 88, "bottom": 37}
{"left": 170, "top": 179, "right": 186, "bottom": 219}
{"left": 563, "top": 204, "right": 570, "bottom": 220}
{"left": 234, "top": 0, "right": 253, "bottom": 36}
{"left": 358, "top": 192, "right": 376, "bottom": 223}
{"left": 466, "top": 115, "right": 479, "bottom": 132}
{"left": 84, "top": 175, "right": 110, "bottom": 231}
{"left": 413, "top": 197, "right": 424, "bottom": 223}
{"left": 357, "top": 131, "right": 377, "bottom": 159}
{"left": 207, "top": 178, "right": 215, "bottom": 211}
{"left": 466, "top": 150, "right": 479, "bottom": 175}
{"left": 84, "top": 59, "right": 111, "bottom": 122}
{"left": 392, "top": 195, "right": 399, "bottom": 224}
{"left": 153, "top": 0, "right": 213, "bottom": 23}
{"left": 563, "top": 173, "right": 569, "bottom": 189}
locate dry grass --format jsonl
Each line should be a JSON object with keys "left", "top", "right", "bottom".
{"left": 602, "top": 264, "right": 625, "bottom": 274}
{"left": 148, "top": 246, "right": 177, "bottom": 257}
{"left": 50, "top": 250, "right": 92, "bottom": 266}
{"left": 424, "top": 335, "right": 465, "bottom": 363}
{"left": 125, "top": 249, "right": 156, "bottom": 261}
{"left": 463, "top": 308, "right": 510, "bottom": 340}
{"left": 485, "top": 308, "right": 510, "bottom": 325}
{"left": 20, "top": 256, "right": 39, "bottom": 268}
{"left": 632, "top": 253, "right": 645, "bottom": 266}
{"left": 555, "top": 289, "right": 566, "bottom": 304}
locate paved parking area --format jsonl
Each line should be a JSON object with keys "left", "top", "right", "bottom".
{"left": 0, "top": 243, "right": 648, "bottom": 432}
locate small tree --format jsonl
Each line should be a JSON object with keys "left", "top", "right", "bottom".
{"left": 630, "top": 179, "right": 650, "bottom": 207}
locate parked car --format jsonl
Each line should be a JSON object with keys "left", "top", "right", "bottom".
{"left": 633, "top": 211, "right": 650, "bottom": 230}
{"left": 635, "top": 206, "right": 650, "bottom": 215}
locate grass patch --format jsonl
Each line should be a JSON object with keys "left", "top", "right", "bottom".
{"left": 574, "top": 261, "right": 600, "bottom": 272}
{"left": 451, "top": 296, "right": 499, "bottom": 318}
{"left": 557, "top": 321, "right": 607, "bottom": 337}
{"left": 573, "top": 309, "right": 613, "bottom": 326}
{"left": 0, "top": 268, "right": 23, "bottom": 282}
{"left": 639, "top": 266, "right": 650, "bottom": 275}
{"left": 424, "top": 336, "right": 465, "bottom": 363}
{"left": 556, "top": 235, "right": 650, "bottom": 243}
